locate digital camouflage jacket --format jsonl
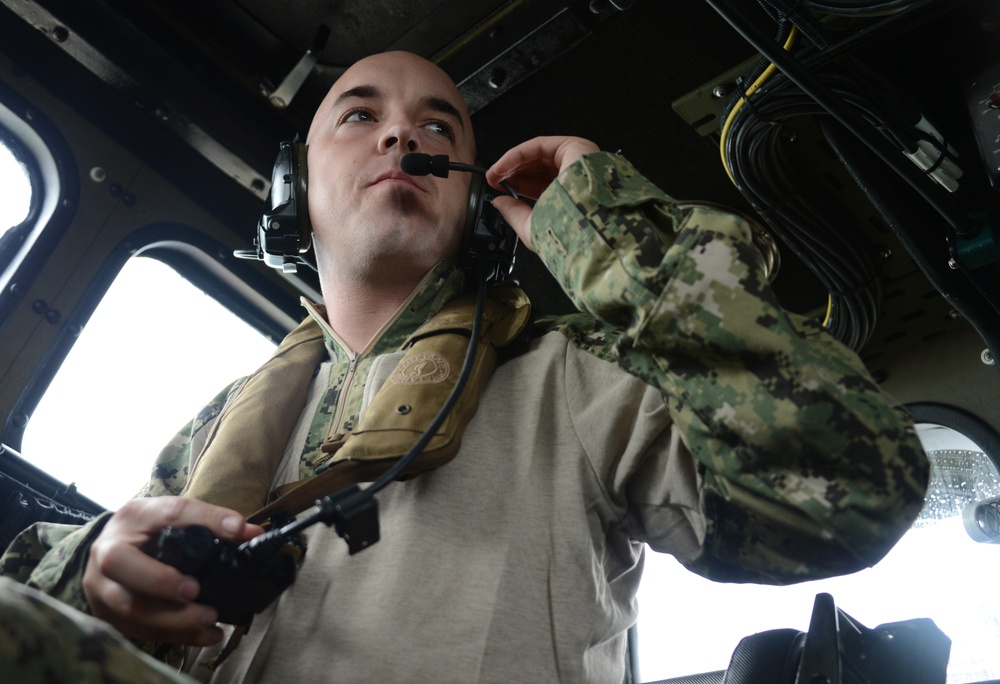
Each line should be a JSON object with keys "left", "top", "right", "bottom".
{"left": 0, "top": 152, "right": 929, "bottom": 683}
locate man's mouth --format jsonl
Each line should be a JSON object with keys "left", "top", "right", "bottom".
{"left": 371, "top": 170, "right": 425, "bottom": 190}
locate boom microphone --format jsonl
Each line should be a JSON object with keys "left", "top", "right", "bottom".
{"left": 400, "top": 153, "right": 453, "bottom": 177}
{"left": 401, "top": 153, "right": 518, "bottom": 197}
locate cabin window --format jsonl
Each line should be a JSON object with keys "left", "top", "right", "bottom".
{"left": 20, "top": 255, "right": 276, "bottom": 509}
{"left": 0, "top": 138, "right": 31, "bottom": 233}
{"left": 635, "top": 421, "right": 1000, "bottom": 683}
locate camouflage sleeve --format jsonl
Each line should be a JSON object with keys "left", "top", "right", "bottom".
{"left": 0, "top": 515, "right": 112, "bottom": 612}
{"left": 0, "top": 576, "right": 194, "bottom": 683}
{"left": 0, "top": 378, "right": 246, "bottom": 610}
{"left": 530, "top": 151, "right": 929, "bottom": 584}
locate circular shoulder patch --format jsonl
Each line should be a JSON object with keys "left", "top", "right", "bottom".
{"left": 390, "top": 351, "right": 451, "bottom": 384}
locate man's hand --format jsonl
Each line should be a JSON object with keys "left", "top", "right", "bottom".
{"left": 487, "top": 136, "right": 600, "bottom": 251}
{"left": 83, "top": 496, "right": 264, "bottom": 646}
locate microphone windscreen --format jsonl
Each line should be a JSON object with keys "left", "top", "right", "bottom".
{"left": 400, "top": 153, "right": 431, "bottom": 175}
{"left": 401, "top": 153, "right": 450, "bottom": 178}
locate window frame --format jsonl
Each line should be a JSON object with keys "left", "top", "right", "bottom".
{"left": 1, "top": 223, "right": 302, "bottom": 452}
{"left": 0, "top": 77, "right": 78, "bottom": 325}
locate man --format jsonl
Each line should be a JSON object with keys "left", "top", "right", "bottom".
{"left": 1, "top": 51, "right": 927, "bottom": 682}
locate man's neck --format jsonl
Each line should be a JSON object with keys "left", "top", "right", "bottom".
{"left": 319, "top": 259, "right": 446, "bottom": 353}
{"left": 320, "top": 282, "right": 411, "bottom": 354}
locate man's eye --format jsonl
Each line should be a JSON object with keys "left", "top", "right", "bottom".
{"left": 342, "top": 109, "right": 375, "bottom": 123}
{"left": 426, "top": 121, "right": 454, "bottom": 139}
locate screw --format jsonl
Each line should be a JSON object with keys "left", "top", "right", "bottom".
{"left": 712, "top": 85, "right": 731, "bottom": 99}
{"left": 89, "top": 167, "right": 106, "bottom": 182}
{"left": 45, "top": 308, "right": 61, "bottom": 325}
{"left": 31, "top": 299, "right": 48, "bottom": 314}
{"left": 948, "top": 257, "right": 958, "bottom": 270}
{"left": 982, "top": 349, "right": 995, "bottom": 365}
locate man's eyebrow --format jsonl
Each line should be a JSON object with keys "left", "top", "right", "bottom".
{"left": 330, "top": 85, "right": 465, "bottom": 131}
{"left": 332, "top": 84, "right": 382, "bottom": 109}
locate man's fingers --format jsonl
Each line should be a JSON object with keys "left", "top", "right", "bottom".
{"left": 114, "top": 497, "right": 263, "bottom": 544}
{"left": 81, "top": 496, "right": 264, "bottom": 644}
{"left": 93, "top": 582, "right": 224, "bottom": 646}
{"left": 89, "top": 531, "right": 194, "bottom": 603}
{"left": 488, "top": 136, "right": 600, "bottom": 189}
{"left": 492, "top": 196, "right": 534, "bottom": 251}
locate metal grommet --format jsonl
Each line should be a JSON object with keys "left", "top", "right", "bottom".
{"left": 396, "top": 404, "right": 411, "bottom": 415}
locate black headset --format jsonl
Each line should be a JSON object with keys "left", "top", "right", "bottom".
{"left": 238, "top": 142, "right": 518, "bottom": 282}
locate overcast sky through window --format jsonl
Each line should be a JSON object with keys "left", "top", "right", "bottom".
{"left": 0, "top": 140, "right": 30, "bottom": 231}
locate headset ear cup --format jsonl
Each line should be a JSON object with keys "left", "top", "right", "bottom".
{"left": 294, "top": 142, "right": 313, "bottom": 257}
{"left": 253, "top": 141, "right": 315, "bottom": 272}
{"left": 462, "top": 169, "right": 484, "bottom": 260}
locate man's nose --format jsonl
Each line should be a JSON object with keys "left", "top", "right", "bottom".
{"left": 378, "top": 120, "right": 418, "bottom": 154}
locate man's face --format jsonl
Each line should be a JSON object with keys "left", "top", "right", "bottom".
{"left": 306, "top": 51, "right": 475, "bottom": 281}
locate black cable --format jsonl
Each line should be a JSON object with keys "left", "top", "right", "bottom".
{"left": 798, "top": 0, "right": 974, "bottom": 70}
{"left": 280, "top": 271, "right": 491, "bottom": 554}
{"left": 760, "top": 0, "right": 831, "bottom": 48}
{"left": 803, "top": 0, "right": 924, "bottom": 14}
{"left": 722, "top": 15, "right": 794, "bottom": 121}
{"left": 363, "top": 271, "right": 487, "bottom": 496}
{"left": 725, "top": 76, "right": 885, "bottom": 348}
{"left": 819, "top": 118, "right": 1000, "bottom": 373}
{"left": 705, "top": 0, "right": 979, "bottom": 237}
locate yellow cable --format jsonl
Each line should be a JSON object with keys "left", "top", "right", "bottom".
{"left": 719, "top": 26, "right": 799, "bottom": 184}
